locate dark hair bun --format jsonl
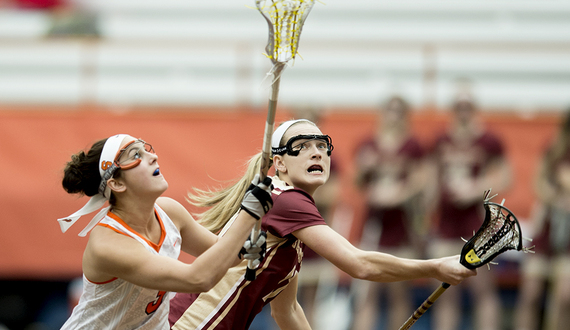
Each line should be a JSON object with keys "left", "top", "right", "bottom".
{"left": 62, "top": 139, "right": 106, "bottom": 197}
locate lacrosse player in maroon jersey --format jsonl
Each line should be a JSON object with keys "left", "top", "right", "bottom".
{"left": 514, "top": 109, "right": 570, "bottom": 330}
{"left": 352, "top": 96, "right": 429, "bottom": 330}
{"left": 426, "top": 96, "right": 512, "bottom": 330}
{"left": 169, "top": 119, "right": 476, "bottom": 330}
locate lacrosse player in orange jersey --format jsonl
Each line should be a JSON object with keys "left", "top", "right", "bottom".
{"left": 58, "top": 134, "right": 272, "bottom": 329}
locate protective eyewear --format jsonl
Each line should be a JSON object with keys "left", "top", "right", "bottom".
{"left": 98, "top": 139, "right": 155, "bottom": 196}
{"left": 114, "top": 139, "right": 155, "bottom": 170}
{"left": 272, "top": 134, "right": 333, "bottom": 157}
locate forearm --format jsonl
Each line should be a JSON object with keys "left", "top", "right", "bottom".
{"left": 183, "top": 211, "right": 256, "bottom": 290}
{"left": 353, "top": 251, "right": 435, "bottom": 282}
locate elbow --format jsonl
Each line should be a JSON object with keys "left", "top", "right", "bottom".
{"left": 196, "top": 279, "right": 216, "bottom": 293}
{"left": 351, "top": 265, "right": 372, "bottom": 281}
{"left": 346, "top": 254, "right": 374, "bottom": 280}
{"left": 184, "top": 274, "right": 218, "bottom": 293}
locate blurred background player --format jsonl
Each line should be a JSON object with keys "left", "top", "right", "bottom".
{"left": 514, "top": 109, "right": 570, "bottom": 330}
{"left": 426, "top": 95, "right": 512, "bottom": 330}
{"left": 351, "top": 95, "right": 429, "bottom": 330}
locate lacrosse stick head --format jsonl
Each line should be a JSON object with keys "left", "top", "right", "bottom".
{"left": 255, "top": 0, "right": 315, "bottom": 65}
{"left": 460, "top": 190, "right": 523, "bottom": 270}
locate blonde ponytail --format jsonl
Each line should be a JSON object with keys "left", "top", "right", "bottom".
{"left": 189, "top": 152, "right": 265, "bottom": 233}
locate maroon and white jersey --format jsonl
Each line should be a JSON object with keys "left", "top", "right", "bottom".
{"left": 356, "top": 135, "right": 424, "bottom": 247}
{"left": 432, "top": 130, "right": 505, "bottom": 239}
{"left": 169, "top": 176, "right": 327, "bottom": 330}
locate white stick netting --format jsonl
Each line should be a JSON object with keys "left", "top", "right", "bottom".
{"left": 256, "top": 0, "right": 315, "bottom": 64}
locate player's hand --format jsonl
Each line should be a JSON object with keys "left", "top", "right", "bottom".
{"left": 241, "top": 174, "right": 273, "bottom": 220}
{"left": 434, "top": 255, "right": 477, "bottom": 285}
{"left": 239, "top": 231, "right": 267, "bottom": 268}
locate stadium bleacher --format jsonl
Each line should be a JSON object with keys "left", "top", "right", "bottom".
{"left": 0, "top": 0, "right": 569, "bottom": 110}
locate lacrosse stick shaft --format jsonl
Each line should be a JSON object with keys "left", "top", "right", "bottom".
{"left": 259, "top": 64, "right": 285, "bottom": 180}
{"left": 245, "top": 63, "right": 285, "bottom": 281}
{"left": 399, "top": 282, "right": 450, "bottom": 330}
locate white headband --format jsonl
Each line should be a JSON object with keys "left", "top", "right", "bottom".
{"left": 57, "top": 134, "right": 129, "bottom": 236}
{"left": 271, "top": 119, "right": 311, "bottom": 150}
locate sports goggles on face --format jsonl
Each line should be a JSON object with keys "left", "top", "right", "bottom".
{"left": 98, "top": 139, "right": 155, "bottom": 195}
{"left": 115, "top": 139, "right": 155, "bottom": 170}
{"left": 272, "top": 134, "right": 334, "bottom": 157}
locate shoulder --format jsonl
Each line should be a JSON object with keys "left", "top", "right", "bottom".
{"left": 156, "top": 197, "right": 192, "bottom": 229}
{"left": 266, "top": 188, "right": 325, "bottom": 234}
{"left": 156, "top": 197, "right": 188, "bottom": 218}
{"left": 273, "top": 188, "right": 315, "bottom": 209}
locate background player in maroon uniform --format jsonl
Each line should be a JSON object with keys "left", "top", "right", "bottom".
{"left": 169, "top": 119, "right": 477, "bottom": 330}
{"left": 514, "top": 109, "right": 570, "bottom": 330}
{"left": 427, "top": 96, "right": 512, "bottom": 330}
{"left": 352, "top": 96, "right": 429, "bottom": 330}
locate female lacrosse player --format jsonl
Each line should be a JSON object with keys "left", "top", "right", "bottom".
{"left": 58, "top": 134, "right": 272, "bottom": 329}
{"left": 514, "top": 109, "right": 570, "bottom": 330}
{"left": 426, "top": 95, "right": 512, "bottom": 330}
{"left": 169, "top": 119, "right": 477, "bottom": 330}
{"left": 352, "top": 95, "right": 429, "bottom": 330}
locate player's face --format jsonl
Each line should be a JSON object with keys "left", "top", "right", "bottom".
{"left": 115, "top": 136, "right": 168, "bottom": 197}
{"left": 454, "top": 101, "right": 475, "bottom": 125}
{"left": 383, "top": 99, "right": 407, "bottom": 125}
{"left": 274, "top": 123, "right": 331, "bottom": 195}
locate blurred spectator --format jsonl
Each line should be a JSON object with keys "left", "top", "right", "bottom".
{"left": 351, "top": 95, "right": 428, "bottom": 330}
{"left": 2, "top": 0, "right": 98, "bottom": 37}
{"left": 426, "top": 94, "right": 512, "bottom": 330}
{"left": 2, "top": 0, "right": 62, "bottom": 9}
{"left": 514, "top": 109, "right": 570, "bottom": 330}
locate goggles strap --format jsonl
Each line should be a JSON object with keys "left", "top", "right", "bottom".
{"left": 271, "top": 119, "right": 311, "bottom": 153}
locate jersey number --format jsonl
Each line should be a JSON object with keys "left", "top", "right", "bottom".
{"left": 146, "top": 290, "right": 167, "bottom": 315}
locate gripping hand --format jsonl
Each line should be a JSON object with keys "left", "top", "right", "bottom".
{"left": 240, "top": 174, "right": 273, "bottom": 220}
{"left": 239, "top": 231, "right": 267, "bottom": 269}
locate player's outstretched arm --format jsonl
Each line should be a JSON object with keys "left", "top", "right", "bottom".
{"left": 84, "top": 177, "right": 273, "bottom": 294}
{"left": 294, "top": 225, "right": 475, "bottom": 285}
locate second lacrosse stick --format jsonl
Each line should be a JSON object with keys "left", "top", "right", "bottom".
{"left": 399, "top": 190, "right": 532, "bottom": 330}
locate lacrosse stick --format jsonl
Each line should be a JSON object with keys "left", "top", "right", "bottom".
{"left": 399, "top": 189, "right": 533, "bottom": 330}
{"left": 245, "top": 0, "right": 316, "bottom": 281}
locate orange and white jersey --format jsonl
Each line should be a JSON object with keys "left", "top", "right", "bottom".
{"left": 62, "top": 204, "right": 181, "bottom": 330}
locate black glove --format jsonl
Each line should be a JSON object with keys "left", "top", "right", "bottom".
{"left": 239, "top": 231, "right": 267, "bottom": 269}
{"left": 240, "top": 174, "right": 273, "bottom": 220}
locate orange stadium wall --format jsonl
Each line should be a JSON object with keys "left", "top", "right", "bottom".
{"left": 0, "top": 107, "right": 559, "bottom": 279}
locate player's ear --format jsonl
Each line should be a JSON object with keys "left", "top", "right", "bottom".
{"left": 107, "top": 178, "right": 126, "bottom": 193}
{"left": 273, "top": 155, "right": 287, "bottom": 174}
